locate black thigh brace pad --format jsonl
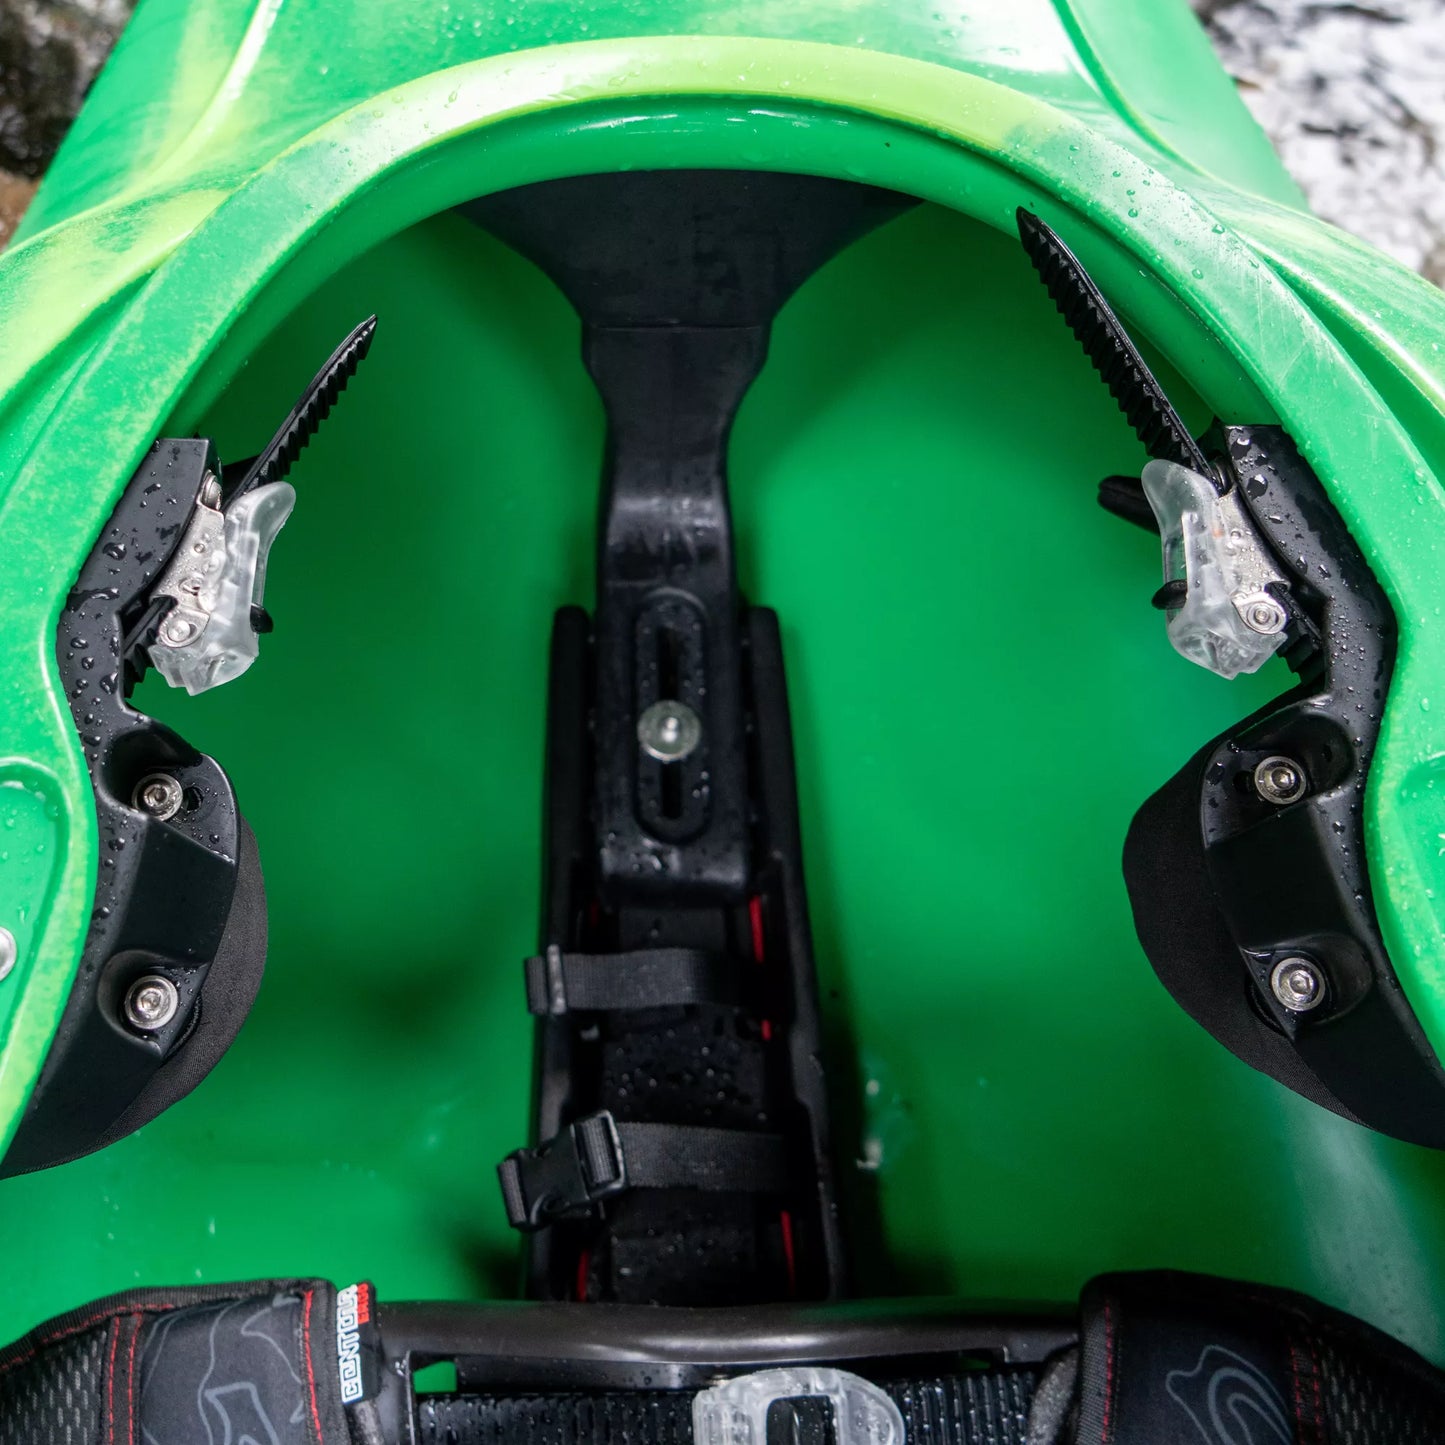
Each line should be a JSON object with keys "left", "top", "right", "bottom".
{"left": 0, "top": 813, "right": 267, "bottom": 1176}
{"left": 86, "top": 813, "right": 268, "bottom": 1157}
{"left": 1122, "top": 426, "right": 1445, "bottom": 1148}
{"left": 1, "top": 439, "right": 270, "bottom": 1176}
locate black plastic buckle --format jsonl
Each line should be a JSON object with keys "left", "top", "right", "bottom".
{"left": 525, "top": 944, "right": 570, "bottom": 1016}
{"left": 497, "top": 1111, "right": 628, "bottom": 1231}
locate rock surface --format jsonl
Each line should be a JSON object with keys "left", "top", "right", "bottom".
{"left": 0, "top": 0, "right": 132, "bottom": 242}
{"left": 1196, "top": 0, "right": 1445, "bottom": 284}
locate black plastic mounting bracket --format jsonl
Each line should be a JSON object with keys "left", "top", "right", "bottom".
{"left": 1127, "top": 425, "right": 1445, "bottom": 1147}
{"left": 3, "top": 441, "right": 255, "bottom": 1177}
{"left": 465, "top": 172, "right": 916, "bottom": 1305}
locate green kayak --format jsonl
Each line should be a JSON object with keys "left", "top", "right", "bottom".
{"left": 4, "top": 0, "right": 1445, "bottom": 1439}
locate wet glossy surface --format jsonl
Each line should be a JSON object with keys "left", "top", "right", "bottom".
{"left": 4, "top": 205, "right": 1445, "bottom": 1360}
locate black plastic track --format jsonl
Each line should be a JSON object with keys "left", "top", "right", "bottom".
{"left": 1017, "top": 208, "right": 1212, "bottom": 478}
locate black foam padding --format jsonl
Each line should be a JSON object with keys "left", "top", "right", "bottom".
{"left": 1122, "top": 743, "right": 1356, "bottom": 1122}
{"left": 86, "top": 813, "right": 268, "bottom": 1157}
{"left": 1073, "top": 1271, "right": 1445, "bottom": 1445}
{"left": 591, "top": 1004, "right": 784, "bottom": 1305}
{"left": 0, "top": 1322, "right": 105, "bottom": 1445}
{"left": 1026, "top": 1350, "right": 1079, "bottom": 1445}
{"left": 0, "top": 1280, "right": 344, "bottom": 1445}
{"left": 1315, "top": 1327, "right": 1445, "bottom": 1445}
{"left": 139, "top": 1291, "right": 319, "bottom": 1445}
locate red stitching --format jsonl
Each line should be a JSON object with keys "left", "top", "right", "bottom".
{"left": 301, "top": 1288, "right": 325, "bottom": 1445}
{"left": 1289, "top": 1341, "right": 1308, "bottom": 1435}
{"left": 1100, "top": 1299, "right": 1116, "bottom": 1443}
{"left": 1288, "top": 1337, "right": 1327, "bottom": 1445}
{"left": 125, "top": 1314, "right": 141, "bottom": 1445}
{"left": 1308, "top": 1338, "right": 1326, "bottom": 1442}
{"left": 0, "top": 1300, "right": 189, "bottom": 1382}
{"left": 105, "top": 1319, "right": 120, "bottom": 1445}
{"left": 0, "top": 1311, "right": 128, "bottom": 1381}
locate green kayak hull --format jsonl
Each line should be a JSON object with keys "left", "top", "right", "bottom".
{"left": 3, "top": 0, "right": 1445, "bottom": 1362}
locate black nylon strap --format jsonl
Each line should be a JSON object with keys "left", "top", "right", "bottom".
{"left": 524, "top": 946, "right": 742, "bottom": 1015}
{"left": 499, "top": 1112, "right": 790, "bottom": 1230}
{"left": 418, "top": 1373, "right": 1040, "bottom": 1445}
{"left": 614, "top": 1122, "right": 788, "bottom": 1193}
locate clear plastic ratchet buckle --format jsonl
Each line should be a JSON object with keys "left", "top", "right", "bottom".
{"left": 1141, "top": 459, "right": 1289, "bottom": 680}
{"left": 148, "top": 477, "right": 295, "bottom": 696}
{"left": 693, "top": 1368, "right": 906, "bottom": 1445}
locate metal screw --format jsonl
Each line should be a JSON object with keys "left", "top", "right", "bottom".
{"left": 160, "top": 615, "right": 198, "bottom": 647}
{"left": 198, "top": 476, "right": 222, "bottom": 509}
{"left": 638, "top": 700, "right": 703, "bottom": 763}
{"left": 124, "top": 975, "right": 179, "bottom": 1031}
{"left": 1254, "top": 755, "right": 1308, "bottom": 806}
{"left": 1270, "top": 956, "right": 1325, "bottom": 1013}
{"left": 132, "top": 772, "right": 184, "bottom": 821}
{"left": 1238, "top": 592, "right": 1288, "bottom": 636}
{"left": 0, "top": 928, "right": 15, "bottom": 983}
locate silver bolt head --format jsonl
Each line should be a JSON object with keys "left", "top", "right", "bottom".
{"left": 1271, "top": 956, "right": 1325, "bottom": 1013}
{"left": 1254, "top": 755, "right": 1307, "bottom": 806}
{"left": 0, "top": 927, "right": 15, "bottom": 982}
{"left": 124, "top": 974, "right": 179, "bottom": 1031}
{"left": 132, "top": 772, "right": 184, "bottom": 821}
{"left": 198, "top": 476, "right": 222, "bottom": 509}
{"left": 160, "top": 615, "right": 198, "bottom": 646}
{"left": 638, "top": 700, "right": 703, "bottom": 762}
{"left": 1238, "top": 593, "right": 1288, "bottom": 636}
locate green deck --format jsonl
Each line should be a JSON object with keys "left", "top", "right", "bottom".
{"left": 4, "top": 199, "right": 1445, "bottom": 1359}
